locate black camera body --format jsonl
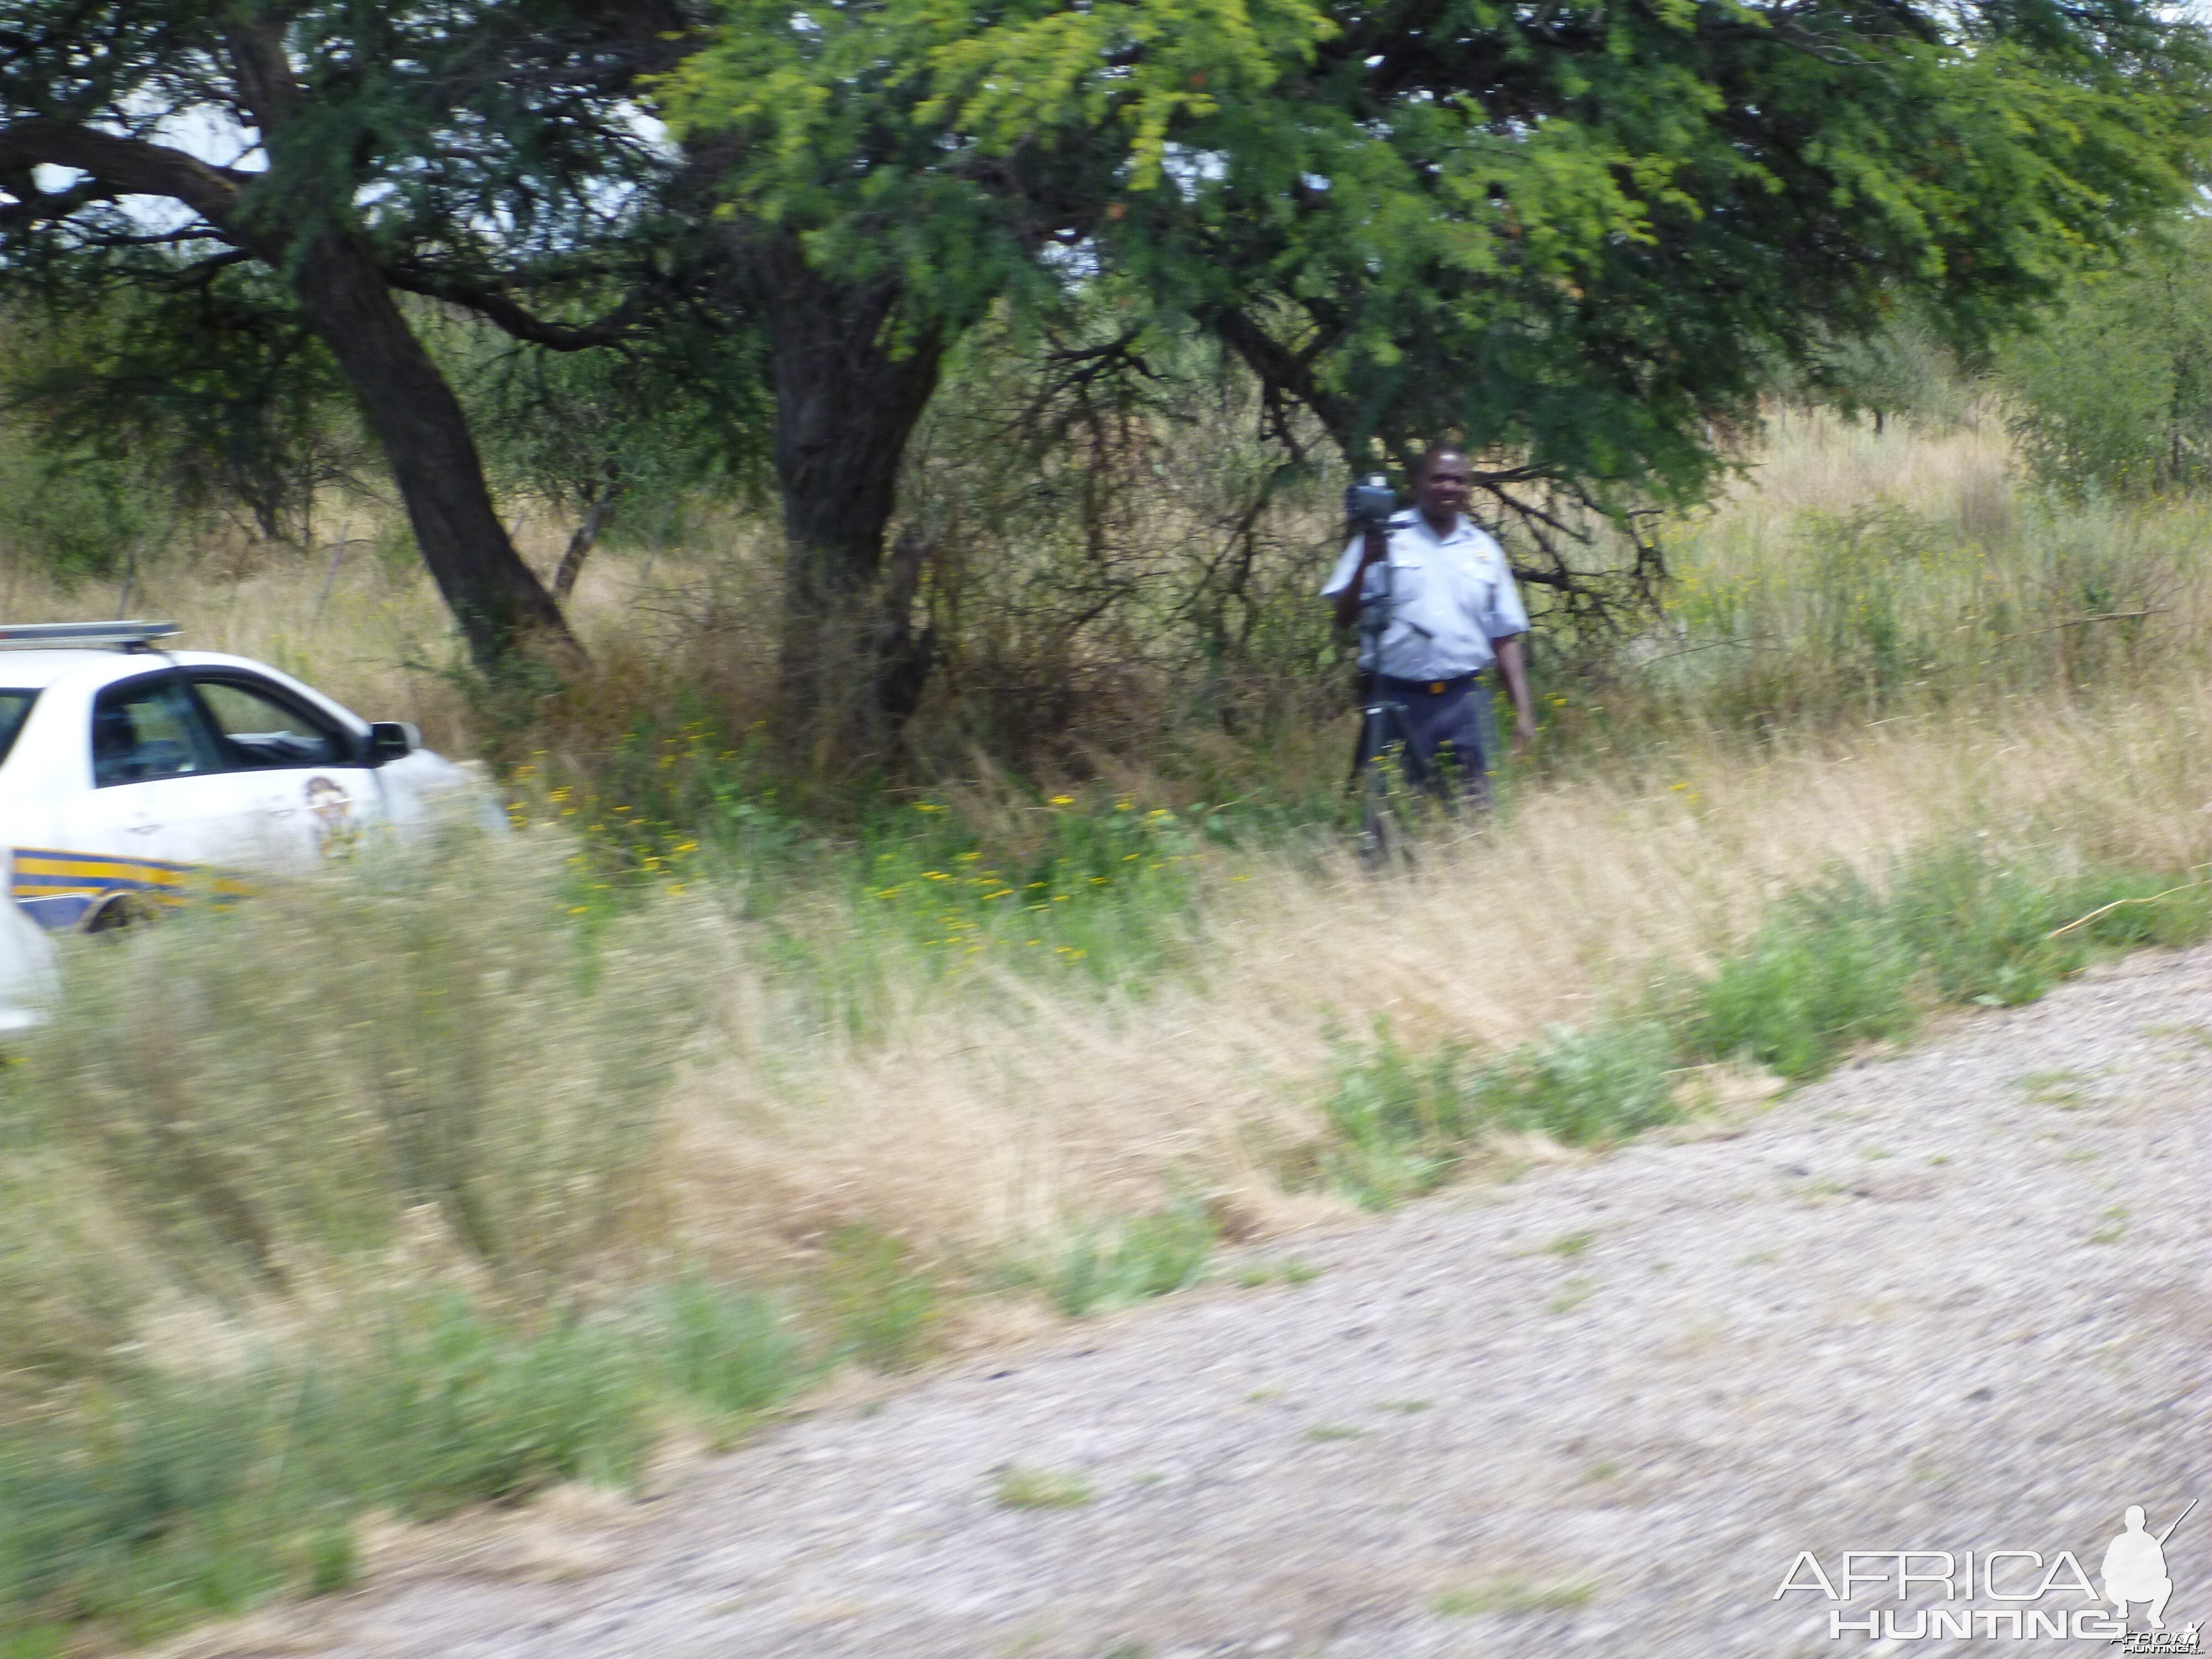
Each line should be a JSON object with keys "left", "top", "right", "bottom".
{"left": 1344, "top": 474, "right": 1397, "bottom": 530}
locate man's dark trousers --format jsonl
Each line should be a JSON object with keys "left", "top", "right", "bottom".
{"left": 1353, "top": 674, "right": 1494, "bottom": 807}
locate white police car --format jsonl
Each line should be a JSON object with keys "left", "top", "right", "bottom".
{"left": 0, "top": 621, "right": 493, "bottom": 1031}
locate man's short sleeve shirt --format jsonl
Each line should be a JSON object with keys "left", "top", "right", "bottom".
{"left": 1321, "top": 513, "right": 1530, "bottom": 679}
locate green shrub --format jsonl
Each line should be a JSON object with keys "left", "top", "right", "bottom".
{"left": 1998, "top": 220, "right": 2212, "bottom": 499}
{"left": 1314, "top": 1020, "right": 1681, "bottom": 1209}
{"left": 1316, "top": 1027, "right": 1476, "bottom": 1209}
{"left": 356, "top": 1295, "right": 652, "bottom": 1514}
{"left": 1686, "top": 871, "right": 1920, "bottom": 1078}
{"left": 820, "top": 1224, "right": 940, "bottom": 1373}
{"left": 644, "top": 1276, "right": 806, "bottom": 1417}
{"left": 0, "top": 1282, "right": 804, "bottom": 1649}
{"left": 1887, "top": 845, "right": 2088, "bottom": 1006}
{"left": 1038, "top": 1206, "right": 1215, "bottom": 1317}
{"left": 1470, "top": 1021, "right": 1679, "bottom": 1145}
{"left": 1301, "top": 841, "right": 2212, "bottom": 1212}
{"left": 2059, "top": 870, "right": 2212, "bottom": 950}
{"left": 0, "top": 430, "right": 155, "bottom": 580}
{"left": 1683, "top": 848, "right": 2212, "bottom": 1079}
{"left": 1893, "top": 852, "right": 2212, "bottom": 1006}
{"left": 516, "top": 723, "right": 1224, "bottom": 1034}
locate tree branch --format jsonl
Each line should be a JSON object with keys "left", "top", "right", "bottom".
{"left": 1209, "top": 307, "right": 1357, "bottom": 450}
{"left": 223, "top": 18, "right": 308, "bottom": 132}
{"left": 0, "top": 118, "right": 255, "bottom": 249}
{"left": 382, "top": 264, "right": 653, "bottom": 351}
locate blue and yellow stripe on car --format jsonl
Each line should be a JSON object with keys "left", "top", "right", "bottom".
{"left": 8, "top": 848, "right": 242, "bottom": 931}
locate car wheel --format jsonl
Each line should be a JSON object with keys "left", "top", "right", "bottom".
{"left": 85, "top": 895, "right": 157, "bottom": 936}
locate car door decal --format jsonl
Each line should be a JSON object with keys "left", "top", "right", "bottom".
{"left": 9, "top": 847, "right": 246, "bottom": 930}
{"left": 304, "top": 776, "right": 358, "bottom": 856}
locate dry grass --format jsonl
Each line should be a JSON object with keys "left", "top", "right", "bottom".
{"left": 1705, "top": 403, "right": 2020, "bottom": 530}
{"left": 13, "top": 408, "right": 2212, "bottom": 1645}
{"left": 634, "top": 407, "right": 2212, "bottom": 1267}
{"left": 581, "top": 415, "right": 2193, "bottom": 1251}
{"left": 1634, "top": 405, "right": 2212, "bottom": 728}
{"left": 15, "top": 409, "right": 2212, "bottom": 1282}
{"left": 0, "top": 512, "right": 777, "bottom": 761}
{"left": 653, "top": 670, "right": 2212, "bottom": 1272}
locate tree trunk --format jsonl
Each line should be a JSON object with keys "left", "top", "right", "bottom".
{"left": 291, "top": 230, "right": 578, "bottom": 672}
{"left": 761, "top": 241, "right": 945, "bottom": 754}
{"left": 213, "top": 22, "right": 573, "bottom": 674}
{"left": 554, "top": 488, "right": 621, "bottom": 602}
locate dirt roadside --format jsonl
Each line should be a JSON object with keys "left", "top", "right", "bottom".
{"left": 184, "top": 945, "right": 2210, "bottom": 1659}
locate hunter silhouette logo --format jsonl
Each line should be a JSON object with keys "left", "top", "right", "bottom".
{"left": 1776, "top": 1497, "right": 2198, "bottom": 1645}
{"left": 2105, "top": 1503, "right": 2189, "bottom": 1630}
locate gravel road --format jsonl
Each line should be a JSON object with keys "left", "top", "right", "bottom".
{"left": 231, "top": 945, "right": 2210, "bottom": 1659}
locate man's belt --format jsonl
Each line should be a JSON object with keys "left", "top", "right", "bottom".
{"left": 1376, "top": 672, "right": 1484, "bottom": 696}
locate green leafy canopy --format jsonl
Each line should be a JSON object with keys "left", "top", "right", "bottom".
{"left": 664, "top": 0, "right": 2212, "bottom": 514}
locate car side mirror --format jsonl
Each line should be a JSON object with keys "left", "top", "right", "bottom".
{"left": 366, "top": 720, "right": 420, "bottom": 765}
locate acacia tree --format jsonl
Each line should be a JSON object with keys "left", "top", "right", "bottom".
{"left": 6, "top": 0, "right": 2202, "bottom": 722}
{"left": 664, "top": 0, "right": 2211, "bottom": 682}
{"left": 1999, "top": 216, "right": 2212, "bottom": 497}
{"left": 0, "top": 2, "right": 697, "bottom": 668}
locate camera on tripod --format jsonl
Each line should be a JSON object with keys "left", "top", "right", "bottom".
{"left": 1344, "top": 473, "right": 1396, "bottom": 531}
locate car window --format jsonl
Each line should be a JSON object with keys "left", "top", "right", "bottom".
{"left": 193, "top": 676, "right": 348, "bottom": 770}
{"left": 91, "top": 675, "right": 225, "bottom": 787}
{"left": 0, "top": 690, "right": 34, "bottom": 766}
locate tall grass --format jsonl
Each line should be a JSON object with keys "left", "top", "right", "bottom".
{"left": 10, "top": 407, "right": 2212, "bottom": 1645}
{"left": 9, "top": 838, "right": 686, "bottom": 1307}
{"left": 0, "top": 846, "right": 810, "bottom": 1648}
{"left": 1624, "top": 409, "right": 2212, "bottom": 728}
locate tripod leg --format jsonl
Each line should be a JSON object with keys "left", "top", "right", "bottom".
{"left": 1355, "top": 701, "right": 1416, "bottom": 870}
{"left": 1358, "top": 757, "right": 1395, "bottom": 869}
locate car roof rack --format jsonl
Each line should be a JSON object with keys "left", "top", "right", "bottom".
{"left": 0, "top": 621, "right": 180, "bottom": 652}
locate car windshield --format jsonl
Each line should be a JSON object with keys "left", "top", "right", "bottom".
{"left": 0, "top": 690, "right": 34, "bottom": 766}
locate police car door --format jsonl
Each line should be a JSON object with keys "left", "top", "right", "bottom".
{"left": 55, "top": 669, "right": 268, "bottom": 912}
{"left": 186, "top": 671, "right": 382, "bottom": 870}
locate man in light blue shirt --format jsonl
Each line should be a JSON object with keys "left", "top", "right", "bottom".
{"left": 1321, "top": 445, "right": 1537, "bottom": 804}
